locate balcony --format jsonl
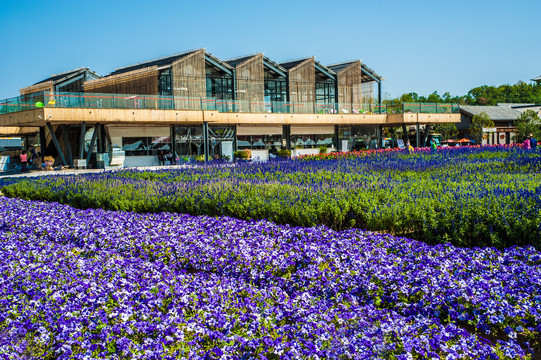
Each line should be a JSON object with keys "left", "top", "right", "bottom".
{"left": 0, "top": 91, "right": 460, "bottom": 116}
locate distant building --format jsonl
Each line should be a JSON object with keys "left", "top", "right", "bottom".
{"left": 459, "top": 103, "right": 541, "bottom": 145}
{"left": 532, "top": 75, "right": 541, "bottom": 85}
{"left": 1, "top": 48, "right": 461, "bottom": 169}
{"left": 20, "top": 67, "right": 100, "bottom": 96}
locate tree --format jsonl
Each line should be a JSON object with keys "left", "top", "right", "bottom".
{"left": 433, "top": 123, "right": 458, "bottom": 140}
{"left": 515, "top": 110, "right": 541, "bottom": 142}
{"left": 470, "top": 112, "right": 494, "bottom": 144}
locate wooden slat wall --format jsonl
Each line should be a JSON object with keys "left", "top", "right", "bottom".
{"left": 20, "top": 81, "right": 53, "bottom": 96}
{"left": 235, "top": 54, "right": 265, "bottom": 112}
{"left": 84, "top": 67, "right": 159, "bottom": 95}
{"left": 288, "top": 58, "right": 315, "bottom": 113}
{"left": 361, "top": 81, "right": 374, "bottom": 104}
{"left": 336, "top": 61, "right": 362, "bottom": 106}
{"left": 172, "top": 49, "right": 206, "bottom": 110}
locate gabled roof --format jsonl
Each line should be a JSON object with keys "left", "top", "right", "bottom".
{"left": 531, "top": 75, "right": 541, "bottom": 81}
{"left": 329, "top": 61, "right": 383, "bottom": 82}
{"left": 33, "top": 67, "right": 98, "bottom": 85}
{"left": 328, "top": 61, "right": 358, "bottom": 74}
{"left": 109, "top": 49, "right": 201, "bottom": 76}
{"left": 460, "top": 105, "right": 521, "bottom": 121}
{"left": 280, "top": 58, "right": 311, "bottom": 70}
{"left": 225, "top": 54, "right": 259, "bottom": 68}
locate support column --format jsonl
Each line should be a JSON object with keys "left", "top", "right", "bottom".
{"left": 402, "top": 124, "right": 409, "bottom": 145}
{"left": 86, "top": 124, "right": 99, "bottom": 167}
{"left": 377, "top": 80, "right": 382, "bottom": 114}
{"left": 233, "top": 125, "right": 238, "bottom": 152}
{"left": 62, "top": 125, "right": 73, "bottom": 167}
{"left": 422, "top": 124, "right": 431, "bottom": 147}
{"left": 170, "top": 126, "right": 176, "bottom": 161}
{"left": 232, "top": 69, "right": 237, "bottom": 113}
{"left": 79, "top": 122, "right": 86, "bottom": 159}
{"left": 203, "top": 121, "right": 209, "bottom": 162}
{"left": 46, "top": 122, "right": 67, "bottom": 166}
{"left": 39, "top": 126, "right": 47, "bottom": 158}
{"left": 334, "top": 125, "right": 339, "bottom": 151}
{"left": 415, "top": 123, "right": 421, "bottom": 148}
{"left": 282, "top": 125, "right": 291, "bottom": 150}
{"left": 98, "top": 124, "right": 106, "bottom": 153}
{"left": 377, "top": 125, "right": 383, "bottom": 149}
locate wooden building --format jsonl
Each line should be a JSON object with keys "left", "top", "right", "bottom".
{"left": 20, "top": 67, "right": 100, "bottom": 97}
{"left": 0, "top": 48, "right": 463, "bottom": 170}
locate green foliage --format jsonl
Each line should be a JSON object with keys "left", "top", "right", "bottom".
{"left": 468, "top": 82, "right": 541, "bottom": 105}
{"left": 384, "top": 82, "right": 541, "bottom": 106}
{"left": 470, "top": 112, "right": 494, "bottom": 144}
{"left": 432, "top": 123, "right": 458, "bottom": 140}
{"left": 515, "top": 109, "right": 541, "bottom": 142}
{"left": 318, "top": 146, "right": 328, "bottom": 154}
{"left": 234, "top": 149, "right": 251, "bottom": 160}
{"left": 276, "top": 149, "right": 291, "bottom": 158}
{"left": 3, "top": 148, "right": 541, "bottom": 249}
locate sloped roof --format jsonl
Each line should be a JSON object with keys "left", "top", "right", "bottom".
{"left": 225, "top": 54, "right": 259, "bottom": 68}
{"left": 109, "top": 49, "right": 201, "bottom": 76}
{"left": 460, "top": 105, "right": 521, "bottom": 121}
{"left": 532, "top": 75, "right": 541, "bottom": 81}
{"left": 33, "top": 67, "right": 97, "bottom": 85}
{"left": 328, "top": 61, "right": 357, "bottom": 74}
{"left": 329, "top": 61, "right": 383, "bottom": 82}
{"left": 280, "top": 58, "right": 311, "bottom": 70}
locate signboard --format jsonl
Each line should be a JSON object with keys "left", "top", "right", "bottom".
{"left": 341, "top": 140, "right": 349, "bottom": 152}
{"left": 397, "top": 139, "right": 405, "bottom": 149}
{"left": 483, "top": 128, "right": 497, "bottom": 133}
{"left": 221, "top": 141, "right": 233, "bottom": 161}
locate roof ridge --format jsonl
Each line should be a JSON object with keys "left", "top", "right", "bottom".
{"left": 327, "top": 60, "right": 359, "bottom": 68}
{"left": 225, "top": 53, "right": 261, "bottom": 62}
{"left": 47, "top": 67, "right": 88, "bottom": 78}
{"left": 113, "top": 49, "right": 200, "bottom": 71}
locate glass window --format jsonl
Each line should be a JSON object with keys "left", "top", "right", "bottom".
{"left": 291, "top": 134, "right": 335, "bottom": 149}
{"left": 122, "top": 137, "right": 149, "bottom": 156}
{"left": 316, "top": 81, "right": 335, "bottom": 104}
{"left": 174, "top": 126, "right": 204, "bottom": 157}
{"left": 159, "top": 70, "right": 172, "bottom": 96}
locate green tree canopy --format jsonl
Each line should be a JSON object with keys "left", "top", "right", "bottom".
{"left": 384, "top": 82, "right": 541, "bottom": 106}
{"left": 433, "top": 123, "right": 458, "bottom": 140}
{"left": 515, "top": 110, "right": 541, "bottom": 142}
{"left": 470, "top": 112, "right": 494, "bottom": 144}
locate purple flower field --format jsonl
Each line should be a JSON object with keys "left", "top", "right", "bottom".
{"left": 1, "top": 197, "right": 540, "bottom": 359}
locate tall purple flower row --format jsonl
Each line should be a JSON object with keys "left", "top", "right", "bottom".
{"left": 1, "top": 197, "right": 539, "bottom": 358}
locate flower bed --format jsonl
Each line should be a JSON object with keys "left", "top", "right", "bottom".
{"left": 0, "top": 197, "right": 540, "bottom": 358}
{"left": 2, "top": 145, "right": 541, "bottom": 249}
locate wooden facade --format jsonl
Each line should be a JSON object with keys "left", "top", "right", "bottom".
{"left": 335, "top": 60, "right": 362, "bottom": 106}
{"left": 84, "top": 67, "right": 159, "bottom": 95}
{"left": 234, "top": 54, "right": 265, "bottom": 112}
{"left": 172, "top": 49, "right": 206, "bottom": 99}
{"left": 21, "top": 68, "right": 100, "bottom": 97}
{"left": 20, "top": 82, "right": 54, "bottom": 96}
{"left": 287, "top": 58, "right": 315, "bottom": 113}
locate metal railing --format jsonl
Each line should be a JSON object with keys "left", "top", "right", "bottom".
{"left": 0, "top": 91, "right": 460, "bottom": 115}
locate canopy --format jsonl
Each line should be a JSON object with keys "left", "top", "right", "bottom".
{"left": 456, "top": 138, "right": 474, "bottom": 143}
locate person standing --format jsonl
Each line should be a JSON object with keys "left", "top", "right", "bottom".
{"left": 20, "top": 150, "right": 28, "bottom": 173}
{"left": 406, "top": 141, "right": 414, "bottom": 154}
{"left": 523, "top": 137, "right": 531, "bottom": 150}
{"left": 529, "top": 134, "right": 537, "bottom": 150}
{"left": 28, "top": 145, "right": 37, "bottom": 169}
{"left": 158, "top": 150, "right": 165, "bottom": 166}
{"left": 430, "top": 139, "right": 437, "bottom": 153}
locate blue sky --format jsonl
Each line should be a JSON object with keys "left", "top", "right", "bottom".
{"left": 1, "top": 0, "right": 540, "bottom": 100}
